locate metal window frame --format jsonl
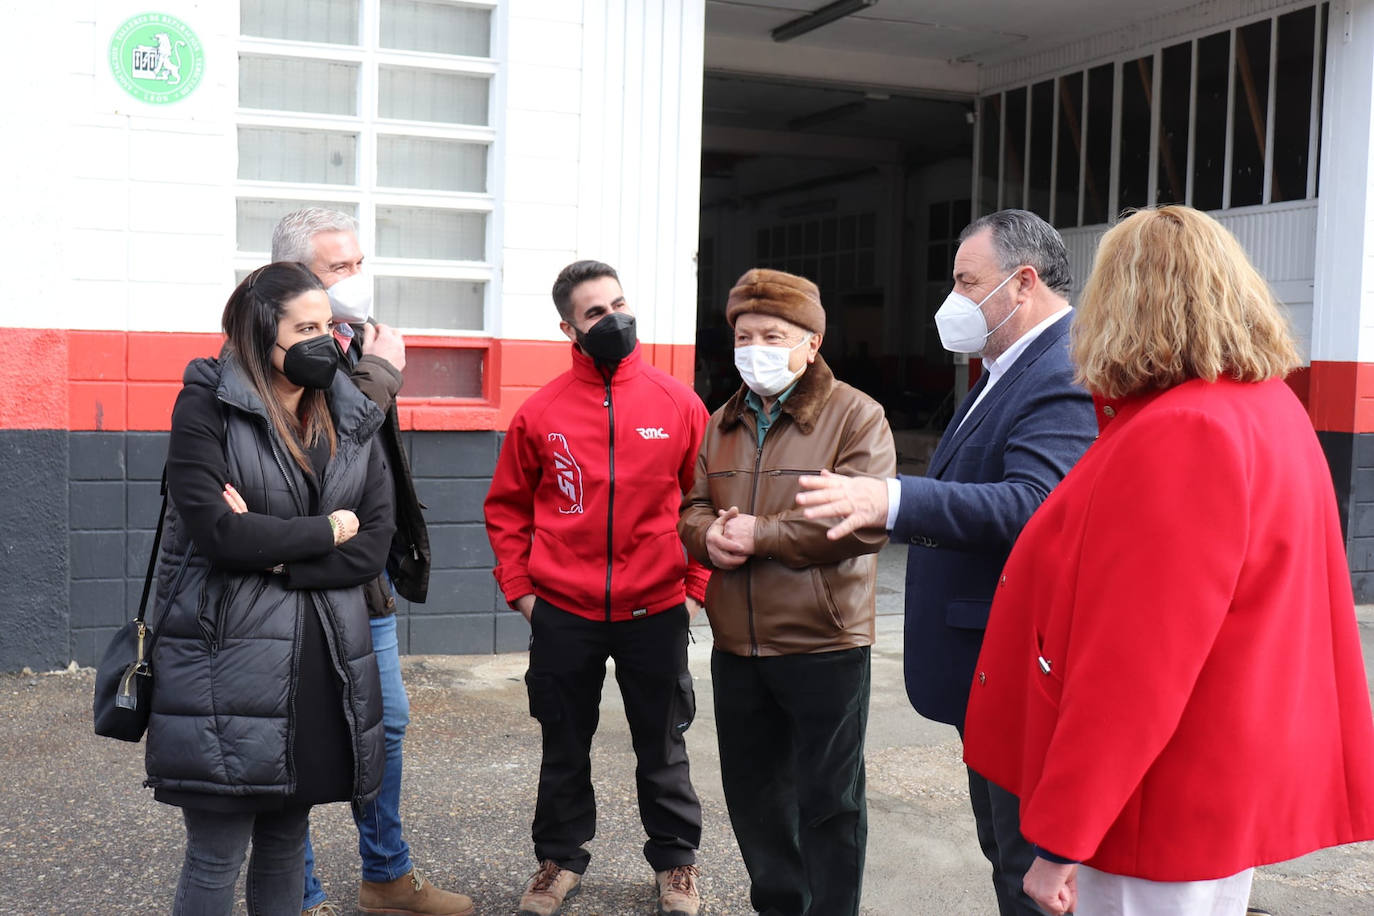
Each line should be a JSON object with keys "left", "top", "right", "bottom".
{"left": 1049, "top": 76, "right": 1061, "bottom": 225}
{"left": 978, "top": 1, "right": 1327, "bottom": 224}
{"left": 1186, "top": 37, "right": 1198, "bottom": 205}
{"left": 234, "top": 0, "right": 500, "bottom": 335}
{"left": 1077, "top": 72, "right": 1088, "bottom": 226}
{"left": 1262, "top": 19, "right": 1279, "bottom": 204}
{"left": 1306, "top": 6, "right": 1323, "bottom": 199}
{"left": 1109, "top": 59, "right": 1122, "bottom": 221}
{"left": 1222, "top": 27, "right": 1237, "bottom": 209}
{"left": 998, "top": 91, "right": 1007, "bottom": 211}
{"left": 1147, "top": 48, "right": 1162, "bottom": 206}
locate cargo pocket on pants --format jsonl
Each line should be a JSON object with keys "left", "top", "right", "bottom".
{"left": 525, "top": 671, "right": 563, "bottom": 725}
{"left": 671, "top": 672, "right": 697, "bottom": 735}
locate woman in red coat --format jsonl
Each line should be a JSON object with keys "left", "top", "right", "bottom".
{"left": 963, "top": 206, "right": 1374, "bottom": 915}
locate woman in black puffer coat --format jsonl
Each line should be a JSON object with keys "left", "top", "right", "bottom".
{"left": 145, "top": 261, "right": 392, "bottom": 915}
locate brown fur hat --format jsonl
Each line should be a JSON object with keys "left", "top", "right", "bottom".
{"left": 725, "top": 269, "right": 825, "bottom": 336}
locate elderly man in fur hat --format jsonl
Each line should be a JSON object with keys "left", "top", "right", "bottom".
{"left": 679, "top": 269, "right": 895, "bottom": 916}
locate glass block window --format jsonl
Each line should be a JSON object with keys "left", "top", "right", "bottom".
{"left": 376, "top": 277, "right": 485, "bottom": 330}
{"left": 976, "top": 2, "right": 1329, "bottom": 223}
{"left": 241, "top": 0, "right": 360, "bottom": 45}
{"left": 379, "top": 67, "right": 489, "bottom": 125}
{"left": 239, "top": 56, "right": 359, "bottom": 115}
{"left": 237, "top": 128, "right": 358, "bottom": 184}
{"left": 236, "top": 0, "right": 496, "bottom": 343}
{"left": 381, "top": 0, "right": 491, "bottom": 56}
{"left": 376, "top": 137, "right": 487, "bottom": 192}
{"left": 376, "top": 207, "right": 486, "bottom": 260}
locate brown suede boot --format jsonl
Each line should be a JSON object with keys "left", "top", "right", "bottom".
{"left": 654, "top": 864, "right": 701, "bottom": 916}
{"left": 517, "top": 860, "right": 582, "bottom": 916}
{"left": 358, "top": 867, "right": 476, "bottom": 916}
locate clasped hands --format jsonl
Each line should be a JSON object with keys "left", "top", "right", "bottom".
{"left": 705, "top": 506, "right": 757, "bottom": 569}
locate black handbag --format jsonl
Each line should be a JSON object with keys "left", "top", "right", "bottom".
{"left": 93, "top": 472, "right": 170, "bottom": 742}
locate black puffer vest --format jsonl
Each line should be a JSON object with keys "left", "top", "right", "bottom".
{"left": 144, "top": 355, "right": 386, "bottom": 805}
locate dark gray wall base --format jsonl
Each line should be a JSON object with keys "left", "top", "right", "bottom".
{"left": 1318, "top": 430, "right": 1374, "bottom": 602}
{"left": 1, "top": 431, "right": 69, "bottom": 671}
{"left": 5, "top": 429, "right": 507, "bottom": 672}
{"left": 13, "top": 424, "right": 1373, "bottom": 668}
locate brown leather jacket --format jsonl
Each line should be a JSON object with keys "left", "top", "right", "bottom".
{"left": 679, "top": 355, "right": 895, "bottom": 656}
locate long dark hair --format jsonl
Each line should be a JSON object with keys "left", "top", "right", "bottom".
{"left": 221, "top": 262, "right": 336, "bottom": 473}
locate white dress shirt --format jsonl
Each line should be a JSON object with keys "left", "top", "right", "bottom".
{"left": 884, "top": 307, "right": 1072, "bottom": 529}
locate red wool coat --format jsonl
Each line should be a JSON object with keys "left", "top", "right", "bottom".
{"left": 964, "top": 376, "right": 1374, "bottom": 880}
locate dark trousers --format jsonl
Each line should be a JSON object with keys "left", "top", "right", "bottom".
{"left": 712, "top": 646, "right": 871, "bottom": 916}
{"left": 966, "top": 765, "right": 1048, "bottom": 916}
{"left": 174, "top": 805, "right": 309, "bottom": 916}
{"left": 525, "top": 599, "right": 701, "bottom": 874}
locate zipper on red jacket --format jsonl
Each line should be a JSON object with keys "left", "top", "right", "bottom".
{"left": 603, "top": 373, "right": 616, "bottom": 622}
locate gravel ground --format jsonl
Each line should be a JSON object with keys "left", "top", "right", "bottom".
{"left": 6, "top": 545, "right": 1373, "bottom": 914}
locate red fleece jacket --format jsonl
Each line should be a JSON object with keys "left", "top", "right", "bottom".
{"left": 484, "top": 343, "right": 710, "bottom": 621}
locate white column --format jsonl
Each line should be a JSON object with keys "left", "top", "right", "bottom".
{"left": 1311, "top": 0, "right": 1374, "bottom": 366}
{"left": 500, "top": 0, "right": 706, "bottom": 347}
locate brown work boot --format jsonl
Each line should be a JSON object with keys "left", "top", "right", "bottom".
{"left": 302, "top": 904, "right": 340, "bottom": 916}
{"left": 358, "top": 867, "right": 475, "bottom": 916}
{"left": 517, "top": 860, "right": 582, "bottom": 916}
{"left": 654, "top": 864, "right": 701, "bottom": 916}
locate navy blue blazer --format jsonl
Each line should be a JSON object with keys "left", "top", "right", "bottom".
{"left": 897, "top": 312, "right": 1096, "bottom": 728}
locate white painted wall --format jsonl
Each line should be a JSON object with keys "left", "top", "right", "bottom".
{"left": 3, "top": 0, "right": 707, "bottom": 351}
{"left": 499, "top": 0, "right": 707, "bottom": 346}
{"left": 1311, "top": 0, "right": 1374, "bottom": 364}
{"left": 1, "top": 0, "right": 236, "bottom": 332}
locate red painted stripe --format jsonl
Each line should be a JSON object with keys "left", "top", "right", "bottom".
{"left": 10, "top": 328, "right": 1366, "bottom": 433}
{"left": 4, "top": 329, "right": 69, "bottom": 429}
{"left": 2, "top": 328, "right": 696, "bottom": 433}
{"left": 1305, "top": 361, "right": 1374, "bottom": 434}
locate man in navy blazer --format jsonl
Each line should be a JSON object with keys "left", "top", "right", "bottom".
{"left": 798, "top": 210, "right": 1096, "bottom": 916}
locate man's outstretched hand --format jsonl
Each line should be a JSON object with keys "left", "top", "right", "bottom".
{"left": 795, "top": 469, "right": 889, "bottom": 540}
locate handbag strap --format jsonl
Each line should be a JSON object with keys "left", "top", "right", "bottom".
{"left": 136, "top": 466, "right": 170, "bottom": 625}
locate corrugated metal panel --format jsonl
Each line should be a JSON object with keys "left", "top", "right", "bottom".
{"left": 980, "top": 0, "right": 1314, "bottom": 92}
{"left": 575, "top": 0, "right": 705, "bottom": 347}
{"left": 1222, "top": 201, "right": 1319, "bottom": 281}
{"left": 1060, "top": 201, "right": 1317, "bottom": 358}
{"left": 1060, "top": 225, "right": 1107, "bottom": 300}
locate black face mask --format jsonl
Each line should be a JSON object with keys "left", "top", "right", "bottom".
{"left": 576, "top": 312, "right": 637, "bottom": 366}
{"left": 277, "top": 335, "right": 339, "bottom": 389}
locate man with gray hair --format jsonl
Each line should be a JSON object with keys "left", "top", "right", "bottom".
{"left": 272, "top": 208, "right": 473, "bottom": 916}
{"left": 796, "top": 209, "right": 1097, "bottom": 915}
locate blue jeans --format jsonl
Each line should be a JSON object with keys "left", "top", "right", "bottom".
{"left": 175, "top": 805, "right": 309, "bottom": 916}
{"left": 303, "top": 613, "right": 413, "bottom": 908}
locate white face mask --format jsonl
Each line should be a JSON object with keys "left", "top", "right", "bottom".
{"left": 735, "top": 335, "right": 812, "bottom": 397}
{"left": 934, "top": 270, "right": 1022, "bottom": 354}
{"left": 327, "top": 271, "right": 373, "bottom": 324}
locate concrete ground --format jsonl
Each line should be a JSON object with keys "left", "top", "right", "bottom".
{"left": 4, "top": 543, "right": 1374, "bottom": 915}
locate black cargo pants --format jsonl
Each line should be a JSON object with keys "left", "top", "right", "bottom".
{"left": 524, "top": 598, "right": 701, "bottom": 874}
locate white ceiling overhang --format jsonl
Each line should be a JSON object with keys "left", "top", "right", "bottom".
{"left": 705, "top": 0, "right": 1288, "bottom": 95}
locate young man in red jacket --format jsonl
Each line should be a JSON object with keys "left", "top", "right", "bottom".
{"left": 484, "top": 260, "right": 709, "bottom": 916}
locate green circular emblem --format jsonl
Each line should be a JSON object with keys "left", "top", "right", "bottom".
{"left": 109, "top": 13, "right": 204, "bottom": 105}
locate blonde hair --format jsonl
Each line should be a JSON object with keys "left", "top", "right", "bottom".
{"left": 1072, "top": 206, "right": 1299, "bottom": 398}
